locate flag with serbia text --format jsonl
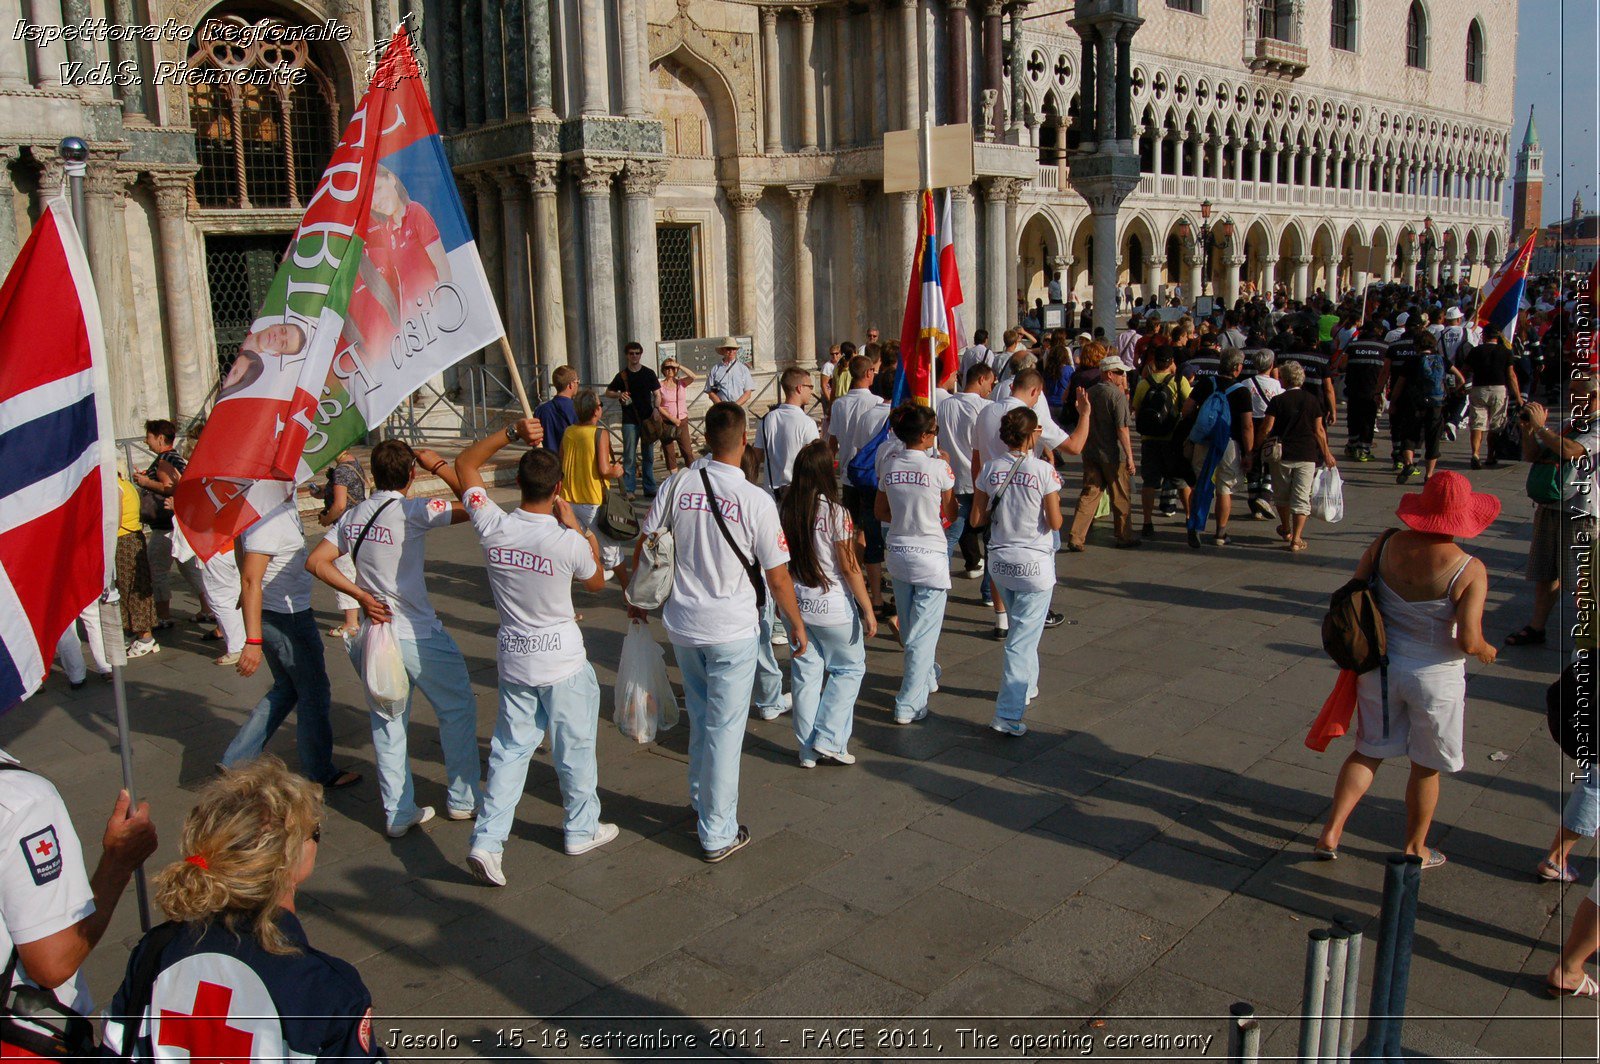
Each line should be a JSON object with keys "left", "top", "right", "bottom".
{"left": 176, "top": 26, "right": 503, "bottom": 561}
{"left": 0, "top": 200, "right": 117, "bottom": 714}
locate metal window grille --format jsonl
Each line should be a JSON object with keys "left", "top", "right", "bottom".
{"left": 205, "top": 234, "right": 289, "bottom": 378}
{"left": 656, "top": 225, "right": 700, "bottom": 342}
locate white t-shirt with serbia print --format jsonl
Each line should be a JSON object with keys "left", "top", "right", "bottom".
{"left": 462, "top": 487, "right": 596, "bottom": 687}
{"left": 325, "top": 491, "right": 454, "bottom": 641}
{"left": 792, "top": 497, "right": 855, "bottom": 628}
{"left": 980, "top": 453, "right": 1061, "bottom": 593}
{"left": 641, "top": 459, "right": 790, "bottom": 647}
{"left": 880, "top": 448, "right": 955, "bottom": 589}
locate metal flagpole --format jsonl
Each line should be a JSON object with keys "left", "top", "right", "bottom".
{"left": 58, "top": 137, "right": 152, "bottom": 932}
{"left": 918, "top": 1, "right": 936, "bottom": 408}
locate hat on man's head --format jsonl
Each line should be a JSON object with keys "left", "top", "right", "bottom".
{"left": 1099, "top": 355, "right": 1132, "bottom": 373}
{"left": 1396, "top": 312, "right": 1410, "bottom": 326}
{"left": 716, "top": 337, "right": 740, "bottom": 350}
{"left": 1394, "top": 471, "right": 1501, "bottom": 539}
{"left": 1443, "top": 306, "right": 1464, "bottom": 322}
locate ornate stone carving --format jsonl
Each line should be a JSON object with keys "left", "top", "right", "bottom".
{"left": 572, "top": 158, "right": 624, "bottom": 196}
{"left": 794, "top": 6, "right": 814, "bottom": 24}
{"left": 789, "top": 184, "right": 815, "bottom": 211}
{"left": 651, "top": 10, "right": 760, "bottom": 155}
{"left": 622, "top": 159, "right": 669, "bottom": 198}
{"left": 726, "top": 185, "right": 764, "bottom": 211}
{"left": 492, "top": 169, "right": 524, "bottom": 197}
{"left": 840, "top": 182, "right": 867, "bottom": 205}
{"left": 525, "top": 159, "right": 561, "bottom": 196}
{"left": 981, "top": 176, "right": 1016, "bottom": 202}
{"left": 979, "top": 89, "right": 999, "bottom": 141}
{"left": 148, "top": 171, "right": 194, "bottom": 216}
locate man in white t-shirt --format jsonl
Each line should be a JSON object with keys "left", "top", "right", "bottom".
{"left": 827, "top": 354, "right": 891, "bottom": 614}
{"left": 222, "top": 501, "right": 358, "bottom": 789}
{"left": 307, "top": 439, "right": 484, "bottom": 839}
{"left": 940, "top": 363, "right": 995, "bottom": 579}
{"left": 632, "top": 402, "right": 808, "bottom": 863}
{"left": 959, "top": 329, "right": 996, "bottom": 379}
{"left": 752, "top": 367, "right": 821, "bottom": 499}
{"left": 453, "top": 422, "right": 616, "bottom": 888}
{"left": 703, "top": 339, "right": 756, "bottom": 406}
{"left": 0, "top": 757, "right": 155, "bottom": 1018}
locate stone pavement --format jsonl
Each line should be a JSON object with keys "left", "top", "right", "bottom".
{"left": 6, "top": 433, "right": 1597, "bottom": 1061}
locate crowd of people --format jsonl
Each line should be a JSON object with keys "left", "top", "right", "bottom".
{"left": 4, "top": 273, "right": 1595, "bottom": 1057}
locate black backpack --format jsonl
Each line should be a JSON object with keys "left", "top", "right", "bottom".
{"left": 1135, "top": 373, "right": 1181, "bottom": 437}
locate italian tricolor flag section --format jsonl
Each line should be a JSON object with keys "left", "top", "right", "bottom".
{"left": 177, "top": 27, "right": 503, "bottom": 561}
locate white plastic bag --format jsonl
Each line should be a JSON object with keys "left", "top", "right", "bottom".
{"left": 613, "top": 621, "right": 680, "bottom": 743}
{"left": 1311, "top": 466, "right": 1345, "bottom": 524}
{"left": 359, "top": 622, "right": 409, "bottom": 719}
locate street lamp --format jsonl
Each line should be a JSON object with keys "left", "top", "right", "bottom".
{"left": 1199, "top": 199, "right": 1215, "bottom": 295}
{"left": 1419, "top": 215, "right": 1435, "bottom": 281}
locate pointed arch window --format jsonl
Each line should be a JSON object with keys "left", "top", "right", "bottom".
{"left": 1406, "top": 2, "right": 1429, "bottom": 69}
{"left": 1330, "top": 0, "right": 1357, "bottom": 52}
{"left": 1465, "top": 20, "right": 1485, "bottom": 83}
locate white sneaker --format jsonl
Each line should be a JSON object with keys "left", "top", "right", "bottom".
{"left": 990, "top": 716, "right": 1028, "bottom": 736}
{"left": 126, "top": 638, "right": 159, "bottom": 659}
{"left": 565, "top": 821, "right": 620, "bottom": 856}
{"left": 893, "top": 706, "right": 929, "bottom": 725}
{"left": 757, "top": 691, "right": 792, "bottom": 721}
{"left": 770, "top": 616, "right": 788, "bottom": 645}
{"left": 467, "top": 848, "right": 506, "bottom": 887}
{"left": 814, "top": 747, "right": 856, "bottom": 765}
{"left": 798, "top": 749, "right": 817, "bottom": 769}
{"left": 443, "top": 805, "right": 479, "bottom": 821}
{"left": 961, "top": 560, "right": 985, "bottom": 579}
{"left": 386, "top": 806, "right": 436, "bottom": 838}
{"left": 214, "top": 651, "right": 240, "bottom": 666}
{"left": 1027, "top": 685, "right": 1039, "bottom": 705}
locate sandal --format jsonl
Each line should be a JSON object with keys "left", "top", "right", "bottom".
{"left": 1536, "top": 858, "right": 1579, "bottom": 883}
{"left": 1420, "top": 849, "right": 1447, "bottom": 870}
{"left": 1314, "top": 845, "right": 1339, "bottom": 861}
{"left": 1546, "top": 973, "right": 1600, "bottom": 998}
{"left": 201, "top": 629, "right": 224, "bottom": 642}
{"left": 1504, "top": 625, "right": 1547, "bottom": 646}
{"left": 324, "top": 769, "right": 363, "bottom": 790}
{"left": 1289, "top": 539, "right": 1309, "bottom": 552}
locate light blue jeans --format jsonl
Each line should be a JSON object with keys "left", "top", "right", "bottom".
{"left": 892, "top": 580, "right": 947, "bottom": 721}
{"left": 471, "top": 664, "right": 602, "bottom": 853}
{"left": 347, "top": 629, "right": 481, "bottom": 831}
{"left": 994, "top": 585, "right": 1052, "bottom": 722}
{"left": 1564, "top": 767, "right": 1600, "bottom": 837}
{"left": 621, "top": 422, "right": 657, "bottom": 495}
{"left": 675, "top": 637, "right": 759, "bottom": 851}
{"left": 222, "top": 609, "right": 335, "bottom": 785}
{"left": 755, "top": 595, "right": 785, "bottom": 711}
{"left": 790, "top": 615, "right": 865, "bottom": 756}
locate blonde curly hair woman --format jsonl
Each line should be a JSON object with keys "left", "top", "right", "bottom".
{"left": 101, "top": 757, "right": 382, "bottom": 1062}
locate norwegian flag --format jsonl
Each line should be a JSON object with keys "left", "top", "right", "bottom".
{"left": 0, "top": 201, "right": 117, "bottom": 714}
{"left": 938, "top": 191, "right": 969, "bottom": 369}
{"left": 1475, "top": 230, "right": 1538, "bottom": 337}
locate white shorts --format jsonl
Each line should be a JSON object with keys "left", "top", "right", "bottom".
{"left": 334, "top": 554, "right": 360, "bottom": 612}
{"left": 1354, "top": 657, "right": 1466, "bottom": 772}
{"left": 571, "top": 503, "right": 623, "bottom": 570}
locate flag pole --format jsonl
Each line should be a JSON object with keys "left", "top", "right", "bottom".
{"left": 918, "top": 0, "right": 935, "bottom": 408}
{"left": 495, "top": 335, "right": 536, "bottom": 420}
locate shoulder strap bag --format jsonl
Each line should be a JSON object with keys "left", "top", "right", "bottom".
{"left": 351, "top": 497, "right": 398, "bottom": 569}
{"left": 625, "top": 470, "right": 687, "bottom": 611}
{"left": 973, "top": 454, "right": 1027, "bottom": 528}
{"left": 700, "top": 468, "right": 767, "bottom": 612}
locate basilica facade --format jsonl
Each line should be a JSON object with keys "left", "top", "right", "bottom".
{"left": 0, "top": 0, "right": 1517, "bottom": 436}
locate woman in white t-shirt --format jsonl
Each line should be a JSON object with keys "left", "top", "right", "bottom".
{"left": 875, "top": 404, "right": 957, "bottom": 725}
{"left": 780, "top": 441, "right": 878, "bottom": 766}
{"left": 972, "top": 407, "right": 1063, "bottom": 736}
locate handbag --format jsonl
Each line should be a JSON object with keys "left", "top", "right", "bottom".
{"left": 626, "top": 471, "right": 687, "bottom": 611}
{"left": 1260, "top": 437, "right": 1284, "bottom": 468}
{"left": 596, "top": 483, "right": 641, "bottom": 541}
{"left": 1526, "top": 430, "right": 1579, "bottom": 506}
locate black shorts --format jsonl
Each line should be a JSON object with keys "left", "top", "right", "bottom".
{"left": 843, "top": 485, "right": 886, "bottom": 564}
{"left": 1394, "top": 404, "right": 1444, "bottom": 460}
{"left": 1139, "top": 438, "right": 1190, "bottom": 489}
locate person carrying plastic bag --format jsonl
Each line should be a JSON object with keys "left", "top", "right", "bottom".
{"left": 614, "top": 621, "right": 680, "bottom": 743}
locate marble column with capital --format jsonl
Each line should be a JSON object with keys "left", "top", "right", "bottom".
{"left": 495, "top": 171, "right": 533, "bottom": 384}
{"left": 27, "top": 0, "right": 66, "bottom": 87}
{"left": 899, "top": 0, "right": 920, "bottom": 129}
{"left": 981, "top": 179, "right": 1011, "bottom": 336}
{"left": 900, "top": 190, "right": 918, "bottom": 304}
{"left": 983, "top": 2, "right": 1005, "bottom": 140}
{"left": 481, "top": 0, "right": 506, "bottom": 121}
{"left": 108, "top": 0, "right": 146, "bottom": 116}
{"left": 620, "top": 0, "right": 646, "bottom": 118}
{"left": 1292, "top": 255, "right": 1311, "bottom": 302}
{"left": 797, "top": 7, "right": 818, "bottom": 151}
{"left": 842, "top": 184, "right": 868, "bottom": 339}
{"left": 790, "top": 186, "right": 816, "bottom": 365}
{"left": 1008, "top": 3, "right": 1028, "bottom": 137}
{"left": 0, "top": 10, "right": 28, "bottom": 89}
{"left": 831, "top": 9, "right": 853, "bottom": 148}
{"left": 579, "top": 0, "right": 608, "bottom": 116}
{"left": 526, "top": 161, "right": 567, "bottom": 375}
{"left": 528, "top": 0, "right": 555, "bottom": 118}
{"left": 1095, "top": 25, "right": 1116, "bottom": 150}
{"left": 622, "top": 160, "right": 667, "bottom": 349}
{"left": 1114, "top": 24, "right": 1134, "bottom": 149}
{"left": 948, "top": 1, "right": 971, "bottom": 125}
{"left": 468, "top": 173, "right": 504, "bottom": 310}
{"left": 0, "top": 149, "right": 20, "bottom": 268}
{"left": 727, "top": 186, "right": 764, "bottom": 342}
{"left": 951, "top": 186, "right": 977, "bottom": 328}
{"left": 575, "top": 160, "right": 624, "bottom": 381}
{"left": 60, "top": 1, "right": 99, "bottom": 91}
{"left": 148, "top": 172, "right": 206, "bottom": 418}
{"left": 1005, "top": 184, "right": 1021, "bottom": 318}
{"left": 869, "top": 4, "right": 888, "bottom": 138}
{"left": 761, "top": 8, "right": 782, "bottom": 153}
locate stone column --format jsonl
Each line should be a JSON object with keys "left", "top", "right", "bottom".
{"left": 619, "top": 0, "right": 646, "bottom": 118}
{"left": 108, "top": 0, "right": 145, "bottom": 116}
{"left": 0, "top": 10, "right": 27, "bottom": 88}
{"left": 503, "top": 0, "right": 528, "bottom": 115}
{"left": 898, "top": 190, "right": 918, "bottom": 309}
{"left": 1005, "top": 182, "right": 1021, "bottom": 319}
{"left": 1257, "top": 254, "right": 1277, "bottom": 298}
{"left": 1220, "top": 254, "right": 1243, "bottom": 307}
{"left": 579, "top": 0, "right": 608, "bottom": 116}
{"left": 575, "top": 159, "right": 624, "bottom": 380}
{"left": 1292, "top": 255, "right": 1311, "bottom": 302}
{"left": 869, "top": 4, "right": 888, "bottom": 137}
{"left": 983, "top": 1, "right": 1005, "bottom": 142}
{"left": 1144, "top": 256, "right": 1164, "bottom": 303}
{"left": 900, "top": 0, "right": 920, "bottom": 129}
{"left": 797, "top": 6, "right": 818, "bottom": 151}
{"left": 727, "top": 186, "right": 764, "bottom": 338}
{"left": 1114, "top": 24, "right": 1134, "bottom": 149}
{"left": 1078, "top": 25, "right": 1097, "bottom": 150}
{"left": 1325, "top": 255, "right": 1343, "bottom": 296}
{"left": 762, "top": 7, "right": 782, "bottom": 152}
{"left": 832, "top": 8, "right": 853, "bottom": 147}
{"left": 496, "top": 170, "right": 533, "bottom": 381}
{"left": 949, "top": 1, "right": 971, "bottom": 125}
{"left": 528, "top": 0, "right": 556, "bottom": 118}
{"left": 0, "top": 149, "right": 20, "bottom": 266}
{"left": 149, "top": 172, "right": 206, "bottom": 417}
{"left": 469, "top": 174, "right": 505, "bottom": 353}
{"left": 1008, "top": 4, "right": 1028, "bottom": 137}
{"left": 952, "top": 185, "right": 978, "bottom": 321}
{"left": 843, "top": 183, "right": 868, "bottom": 339}
{"left": 482, "top": 0, "right": 506, "bottom": 121}
{"left": 527, "top": 161, "right": 568, "bottom": 372}
{"left": 59, "top": 0, "right": 97, "bottom": 90}
{"left": 1053, "top": 255, "right": 1072, "bottom": 298}
{"left": 1089, "top": 207, "right": 1119, "bottom": 333}
{"left": 622, "top": 160, "right": 666, "bottom": 348}
{"left": 1186, "top": 252, "right": 1204, "bottom": 301}
{"left": 790, "top": 185, "right": 816, "bottom": 365}
{"left": 27, "top": 0, "right": 66, "bottom": 87}
{"left": 1094, "top": 25, "right": 1116, "bottom": 149}
{"left": 981, "top": 178, "right": 1010, "bottom": 335}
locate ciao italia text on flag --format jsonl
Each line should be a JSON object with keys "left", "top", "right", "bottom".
{"left": 177, "top": 26, "right": 503, "bottom": 561}
{"left": 1474, "top": 229, "right": 1537, "bottom": 339}
{"left": 898, "top": 190, "right": 958, "bottom": 405}
{"left": 0, "top": 201, "right": 117, "bottom": 713}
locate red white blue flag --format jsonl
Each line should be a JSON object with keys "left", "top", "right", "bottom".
{"left": 0, "top": 201, "right": 116, "bottom": 714}
{"left": 1475, "top": 230, "right": 1537, "bottom": 337}
{"left": 938, "top": 191, "right": 969, "bottom": 364}
{"left": 899, "top": 190, "right": 956, "bottom": 404}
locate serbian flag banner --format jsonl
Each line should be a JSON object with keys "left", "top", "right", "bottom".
{"left": 176, "top": 26, "right": 504, "bottom": 560}
{"left": 898, "top": 190, "right": 956, "bottom": 405}
{"left": 938, "top": 191, "right": 969, "bottom": 363}
{"left": 0, "top": 201, "right": 117, "bottom": 713}
{"left": 1475, "top": 230, "right": 1537, "bottom": 338}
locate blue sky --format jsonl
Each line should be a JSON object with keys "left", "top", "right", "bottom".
{"left": 1511, "top": 0, "right": 1598, "bottom": 223}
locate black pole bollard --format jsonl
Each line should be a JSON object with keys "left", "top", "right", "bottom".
{"left": 1299, "top": 929, "right": 1331, "bottom": 1062}
{"left": 1382, "top": 854, "right": 1425, "bottom": 1059}
{"left": 1363, "top": 855, "right": 1410, "bottom": 1060}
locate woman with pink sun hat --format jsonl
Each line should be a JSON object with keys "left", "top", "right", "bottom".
{"left": 1315, "top": 472, "right": 1500, "bottom": 868}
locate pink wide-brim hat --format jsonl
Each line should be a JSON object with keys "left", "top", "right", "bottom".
{"left": 1395, "top": 471, "right": 1501, "bottom": 538}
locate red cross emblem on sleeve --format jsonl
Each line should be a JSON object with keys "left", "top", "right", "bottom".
{"left": 32, "top": 839, "right": 52, "bottom": 858}
{"left": 158, "top": 981, "right": 256, "bottom": 1063}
